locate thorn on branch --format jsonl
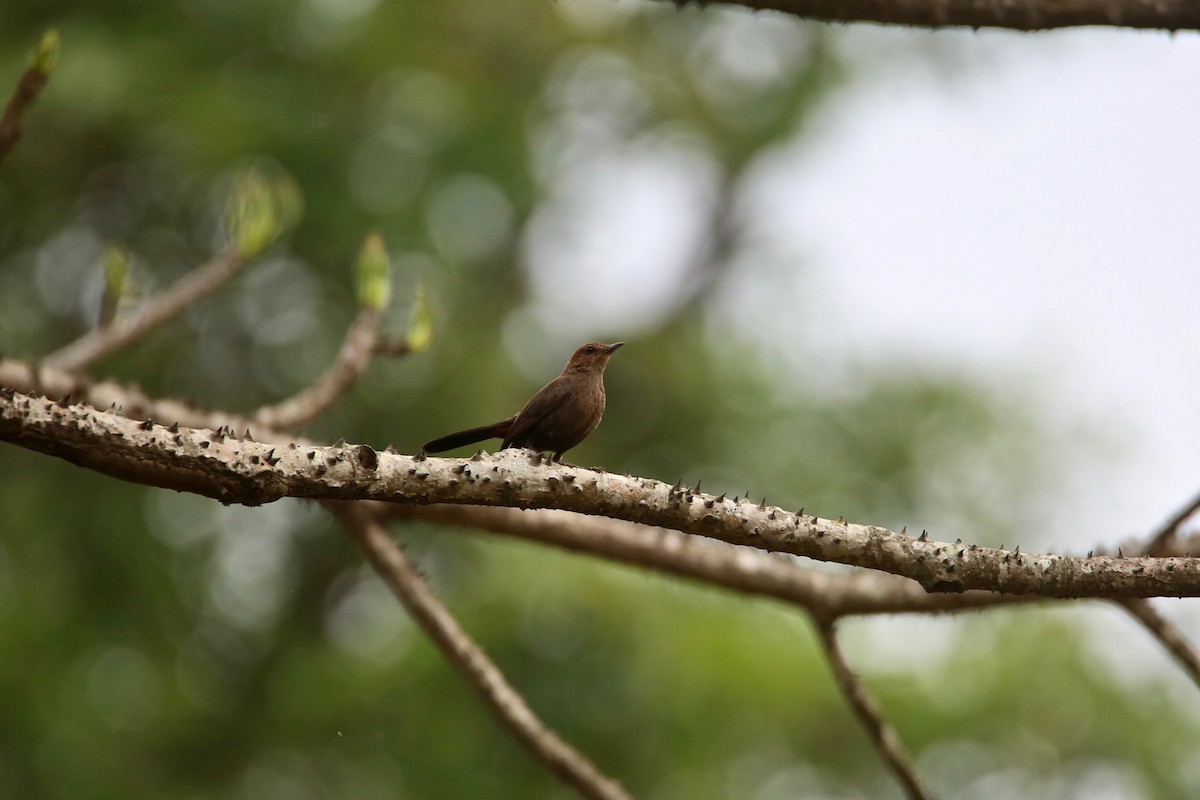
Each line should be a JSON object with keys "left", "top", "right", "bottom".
{"left": 355, "top": 444, "right": 378, "bottom": 471}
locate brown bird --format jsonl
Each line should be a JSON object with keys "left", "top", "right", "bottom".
{"left": 421, "top": 342, "right": 624, "bottom": 462}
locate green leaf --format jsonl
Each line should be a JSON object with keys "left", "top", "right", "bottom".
{"left": 406, "top": 280, "right": 433, "bottom": 353}
{"left": 355, "top": 232, "right": 391, "bottom": 311}
{"left": 224, "top": 164, "right": 302, "bottom": 258}
{"left": 30, "top": 29, "right": 59, "bottom": 76}
{"left": 98, "top": 245, "right": 131, "bottom": 328}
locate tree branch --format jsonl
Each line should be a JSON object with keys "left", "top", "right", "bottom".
{"left": 41, "top": 247, "right": 247, "bottom": 372}
{"left": 329, "top": 502, "right": 632, "bottom": 800}
{"left": 391, "top": 504, "right": 1037, "bottom": 617}
{"left": 0, "top": 357, "right": 284, "bottom": 443}
{"left": 1145, "top": 489, "right": 1200, "bottom": 557}
{"left": 815, "top": 619, "right": 931, "bottom": 800}
{"left": 252, "top": 308, "right": 382, "bottom": 430}
{"left": 1117, "top": 598, "right": 1200, "bottom": 689}
{"left": 1112, "top": 492, "right": 1200, "bottom": 689}
{"left": 686, "top": 0, "right": 1200, "bottom": 32}
{"left": 5, "top": 389, "right": 1200, "bottom": 599}
{"left": 0, "top": 31, "right": 57, "bottom": 165}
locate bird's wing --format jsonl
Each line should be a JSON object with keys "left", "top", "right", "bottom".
{"left": 501, "top": 377, "right": 571, "bottom": 450}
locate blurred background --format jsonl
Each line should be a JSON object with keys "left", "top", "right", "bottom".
{"left": 2, "top": 1, "right": 1199, "bottom": 797}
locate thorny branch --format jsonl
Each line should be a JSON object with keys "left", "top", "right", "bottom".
{"left": 390, "top": 503, "right": 1039, "bottom": 617}
{"left": 684, "top": 0, "right": 1200, "bottom": 32}
{"left": 6, "top": 391, "right": 1200, "bottom": 599}
{"left": 0, "top": 352, "right": 1051, "bottom": 617}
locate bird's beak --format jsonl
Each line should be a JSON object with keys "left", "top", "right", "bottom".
{"left": 604, "top": 342, "right": 625, "bottom": 354}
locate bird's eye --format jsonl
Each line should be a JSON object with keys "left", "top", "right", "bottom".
{"left": 585, "top": 345, "right": 596, "bottom": 354}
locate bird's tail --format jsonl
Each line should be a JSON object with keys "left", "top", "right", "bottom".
{"left": 421, "top": 416, "right": 515, "bottom": 454}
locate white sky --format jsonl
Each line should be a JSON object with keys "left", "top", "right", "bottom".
{"left": 776, "top": 27, "right": 1200, "bottom": 689}
{"left": 782, "top": 28, "right": 1200, "bottom": 545}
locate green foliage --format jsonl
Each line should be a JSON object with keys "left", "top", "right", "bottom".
{"left": 0, "top": 3, "right": 1192, "bottom": 799}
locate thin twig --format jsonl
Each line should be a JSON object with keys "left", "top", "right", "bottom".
{"left": 1116, "top": 492, "right": 1200, "bottom": 690}
{"left": 1145, "top": 490, "right": 1200, "bottom": 557}
{"left": 814, "top": 618, "right": 932, "bottom": 800}
{"left": 1117, "top": 599, "right": 1200, "bottom": 689}
{"left": 42, "top": 247, "right": 245, "bottom": 372}
{"left": 0, "top": 34, "right": 54, "bottom": 164}
{"left": 253, "top": 308, "right": 382, "bottom": 430}
{"left": 328, "top": 502, "right": 632, "bottom": 800}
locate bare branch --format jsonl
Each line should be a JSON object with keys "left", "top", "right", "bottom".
{"left": 42, "top": 247, "right": 246, "bottom": 372}
{"left": 686, "top": 0, "right": 1200, "bottom": 32}
{"left": 392, "top": 504, "right": 1036, "bottom": 617}
{"left": 814, "top": 618, "right": 931, "bottom": 800}
{"left": 1108, "top": 493, "right": 1200, "bottom": 690}
{"left": 1118, "top": 599, "right": 1200, "bottom": 689}
{"left": 0, "top": 31, "right": 57, "bottom": 165}
{"left": 1145, "top": 490, "right": 1200, "bottom": 557}
{"left": 5, "top": 391, "right": 1200, "bottom": 599}
{"left": 329, "top": 502, "right": 632, "bottom": 800}
{"left": 252, "top": 308, "right": 381, "bottom": 430}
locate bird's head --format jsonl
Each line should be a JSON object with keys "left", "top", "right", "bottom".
{"left": 564, "top": 341, "right": 624, "bottom": 374}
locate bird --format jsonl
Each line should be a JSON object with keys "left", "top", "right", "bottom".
{"left": 421, "top": 342, "right": 624, "bottom": 462}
